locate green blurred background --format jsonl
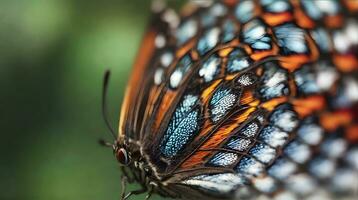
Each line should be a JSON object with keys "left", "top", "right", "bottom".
{"left": 0, "top": 0, "right": 181, "bottom": 199}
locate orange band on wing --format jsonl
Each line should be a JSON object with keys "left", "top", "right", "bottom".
{"left": 344, "top": 0, "right": 358, "bottom": 12}
{"left": 261, "top": 97, "right": 288, "bottom": 111}
{"left": 194, "top": 80, "right": 223, "bottom": 140}
{"left": 263, "top": 12, "right": 293, "bottom": 26}
{"left": 346, "top": 125, "right": 358, "bottom": 143}
{"left": 292, "top": 95, "right": 326, "bottom": 118}
{"left": 119, "top": 29, "right": 157, "bottom": 139}
{"left": 240, "top": 90, "right": 257, "bottom": 105}
{"left": 177, "top": 38, "right": 197, "bottom": 58}
{"left": 279, "top": 34, "right": 319, "bottom": 72}
{"left": 325, "top": 15, "right": 343, "bottom": 29}
{"left": 333, "top": 54, "right": 358, "bottom": 73}
{"left": 201, "top": 80, "right": 222, "bottom": 102}
{"left": 153, "top": 90, "right": 177, "bottom": 131}
{"left": 292, "top": 0, "right": 315, "bottom": 29}
{"left": 180, "top": 107, "right": 257, "bottom": 169}
{"left": 320, "top": 110, "right": 354, "bottom": 132}
{"left": 250, "top": 43, "right": 279, "bottom": 61}
{"left": 223, "top": 0, "right": 238, "bottom": 7}
{"left": 219, "top": 47, "right": 234, "bottom": 58}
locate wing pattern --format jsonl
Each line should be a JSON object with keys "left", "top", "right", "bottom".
{"left": 121, "top": 0, "right": 358, "bottom": 199}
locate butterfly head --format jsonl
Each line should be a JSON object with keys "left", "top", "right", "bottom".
{"left": 113, "top": 142, "right": 131, "bottom": 166}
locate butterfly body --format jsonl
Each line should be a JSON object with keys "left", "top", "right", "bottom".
{"left": 114, "top": 0, "right": 358, "bottom": 199}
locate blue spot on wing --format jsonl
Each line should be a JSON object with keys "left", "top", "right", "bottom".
{"left": 227, "top": 49, "right": 252, "bottom": 73}
{"left": 268, "top": 157, "right": 297, "bottom": 180}
{"left": 226, "top": 137, "right": 252, "bottom": 151}
{"left": 274, "top": 23, "right": 308, "bottom": 55}
{"left": 294, "top": 65, "right": 321, "bottom": 95}
{"left": 240, "top": 122, "right": 260, "bottom": 137}
{"left": 221, "top": 19, "right": 236, "bottom": 43}
{"left": 249, "top": 143, "right": 276, "bottom": 164}
{"left": 210, "top": 88, "right": 238, "bottom": 123}
{"left": 235, "top": 1, "right": 255, "bottom": 23}
{"left": 301, "top": 0, "right": 340, "bottom": 20}
{"left": 160, "top": 95, "right": 200, "bottom": 157}
{"left": 236, "top": 156, "right": 265, "bottom": 177}
{"left": 310, "top": 28, "right": 331, "bottom": 52}
{"left": 261, "top": 0, "right": 291, "bottom": 13}
{"left": 301, "top": 0, "right": 323, "bottom": 20}
{"left": 242, "top": 19, "right": 272, "bottom": 50}
{"left": 209, "top": 152, "right": 238, "bottom": 167}
{"left": 199, "top": 54, "right": 221, "bottom": 83}
{"left": 197, "top": 28, "right": 220, "bottom": 55}
{"left": 257, "top": 62, "right": 289, "bottom": 100}
{"left": 176, "top": 20, "right": 198, "bottom": 45}
{"left": 269, "top": 104, "right": 298, "bottom": 132}
{"left": 258, "top": 125, "right": 289, "bottom": 148}
{"left": 170, "top": 54, "right": 193, "bottom": 88}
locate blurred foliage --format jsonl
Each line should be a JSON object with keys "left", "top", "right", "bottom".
{"left": 0, "top": 0, "right": 181, "bottom": 199}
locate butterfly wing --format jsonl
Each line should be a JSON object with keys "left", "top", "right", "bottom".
{"left": 123, "top": 0, "right": 358, "bottom": 199}
{"left": 119, "top": 6, "right": 178, "bottom": 142}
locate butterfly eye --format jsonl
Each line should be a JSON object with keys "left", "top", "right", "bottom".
{"left": 115, "top": 148, "right": 129, "bottom": 165}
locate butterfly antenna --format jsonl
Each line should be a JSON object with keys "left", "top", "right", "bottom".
{"left": 102, "top": 70, "right": 117, "bottom": 140}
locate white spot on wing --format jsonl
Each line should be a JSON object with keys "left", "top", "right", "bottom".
{"left": 345, "top": 148, "right": 358, "bottom": 170}
{"left": 315, "top": 0, "right": 339, "bottom": 14}
{"left": 321, "top": 138, "right": 347, "bottom": 158}
{"left": 252, "top": 176, "right": 277, "bottom": 193}
{"left": 333, "top": 31, "right": 350, "bottom": 53}
{"left": 209, "top": 152, "right": 238, "bottom": 167}
{"left": 265, "top": 71, "right": 286, "bottom": 88}
{"left": 284, "top": 141, "right": 311, "bottom": 164}
{"left": 210, "top": 3, "right": 227, "bottom": 16}
{"left": 272, "top": 110, "right": 298, "bottom": 132}
{"left": 333, "top": 20, "right": 358, "bottom": 53}
{"left": 269, "top": 158, "right": 297, "bottom": 180}
{"left": 345, "top": 78, "right": 358, "bottom": 102}
{"left": 162, "top": 9, "right": 179, "bottom": 29}
{"left": 346, "top": 20, "right": 358, "bottom": 44}
{"left": 182, "top": 173, "right": 245, "bottom": 193}
{"left": 227, "top": 138, "right": 252, "bottom": 151}
{"left": 286, "top": 174, "right": 317, "bottom": 195}
{"left": 155, "top": 34, "right": 166, "bottom": 48}
{"left": 331, "top": 169, "right": 358, "bottom": 193}
{"left": 316, "top": 63, "right": 338, "bottom": 91}
{"left": 259, "top": 126, "right": 289, "bottom": 148}
{"left": 242, "top": 122, "right": 259, "bottom": 137}
{"left": 237, "top": 74, "right": 256, "bottom": 86}
{"left": 237, "top": 156, "right": 265, "bottom": 177}
{"left": 170, "top": 70, "right": 183, "bottom": 88}
{"left": 197, "top": 27, "right": 220, "bottom": 55}
{"left": 309, "top": 157, "right": 336, "bottom": 179}
{"left": 274, "top": 191, "right": 297, "bottom": 200}
{"left": 199, "top": 55, "right": 220, "bottom": 82}
{"left": 250, "top": 144, "right": 276, "bottom": 164}
{"left": 154, "top": 68, "right": 164, "bottom": 85}
{"left": 160, "top": 52, "right": 173, "bottom": 67}
{"left": 176, "top": 19, "right": 198, "bottom": 45}
{"left": 297, "top": 123, "right": 323, "bottom": 145}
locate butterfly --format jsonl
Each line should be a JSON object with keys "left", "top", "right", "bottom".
{"left": 102, "top": 0, "right": 358, "bottom": 199}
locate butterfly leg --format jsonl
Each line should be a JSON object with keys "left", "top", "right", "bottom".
{"left": 144, "top": 185, "right": 153, "bottom": 200}
{"left": 123, "top": 187, "right": 147, "bottom": 200}
{"left": 120, "top": 176, "right": 128, "bottom": 200}
{"left": 121, "top": 166, "right": 135, "bottom": 183}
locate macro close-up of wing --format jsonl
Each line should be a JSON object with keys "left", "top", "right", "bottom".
{"left": 118, "top": 0, "right": 358, "bottom": 199}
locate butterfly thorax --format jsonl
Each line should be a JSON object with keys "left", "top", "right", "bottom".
{"left": 119, "top": 140, "right": 181, "bottom": 198}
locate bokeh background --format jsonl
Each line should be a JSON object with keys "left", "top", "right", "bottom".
{"left": 0, "top": 0, "right": 182, "bottom": 199}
